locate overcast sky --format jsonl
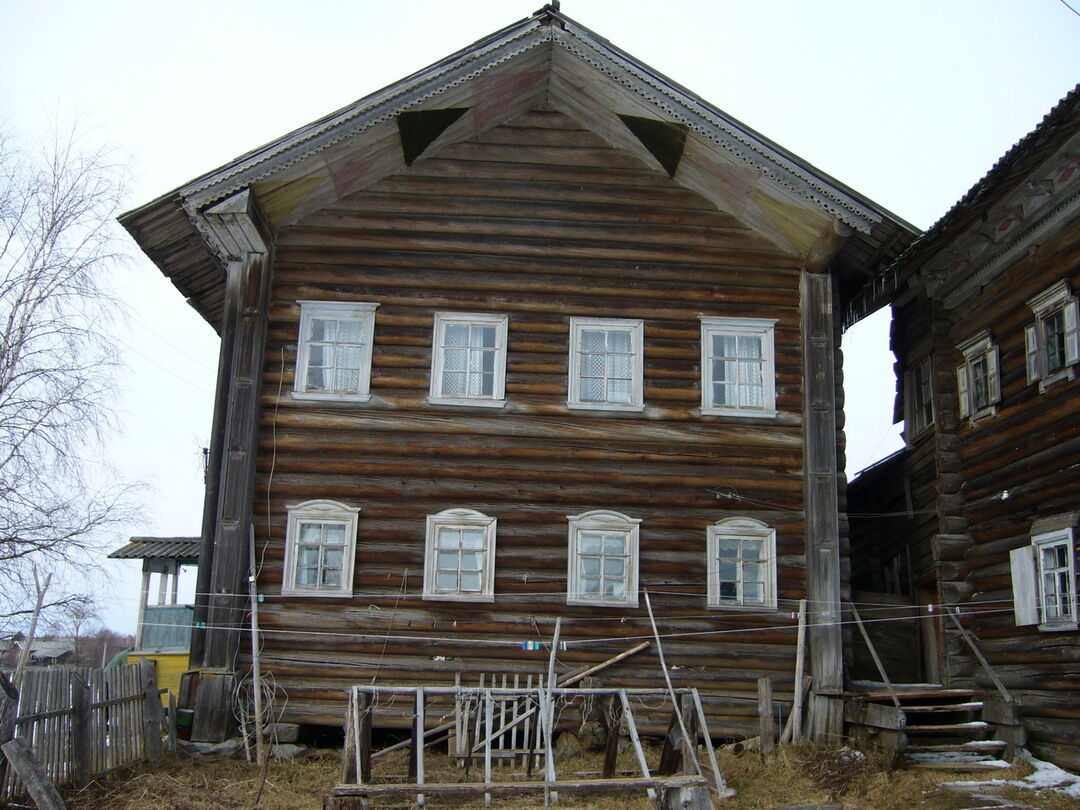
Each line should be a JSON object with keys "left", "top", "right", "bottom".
{"left": 1, "top": 0, "right": 1077, "bottom": 634}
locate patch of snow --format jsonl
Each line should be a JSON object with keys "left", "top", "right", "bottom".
{"left": 941, "top": 748, "right": 1080, "bottom": 801}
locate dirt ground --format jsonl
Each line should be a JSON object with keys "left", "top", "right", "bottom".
{"left": 57, "top": 742, "right": 1079, "bottom": 810}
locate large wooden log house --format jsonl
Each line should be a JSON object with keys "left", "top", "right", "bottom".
{"left": 848, "top": 85, "right": 1080, "bottom": 768}
{"left": 120, "top": 5, "right": 915, "bottom": 742}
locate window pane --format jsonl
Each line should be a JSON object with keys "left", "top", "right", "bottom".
{"left": 436, "top": 572, "right": 458, "bottom": 590}
{"left": 603, "top": 557, "right": 624, "bottom": 576}
{"left": 297, "top": 566, "right": 318, "bottom": 586}
{"left": 603, "top": 535, "right": 625, "bottom": 555}
{"left": 322, "top": 525, "right": 346, "bottom": 544}
{"left": 580, "top": 533, "right": 603, "bottom": 554}
{"left": 581, "top": 578, "right": 600, "bottom": 594}
{"left": 338, "top": 345, "right": 363, "bottom": 371}
{"left": 337, "top": 319, "right": 364, "bottom": 343}
{"left": 581, "top": 557, "right": 601, "bottom": 575}
{"left": 299, "top": 547, "right": 320, "bottom": 566}
{"left": 437, "top": 528, "right": 460, "bottom": 549}
{"left": 607, "top": 378, "right": 632, "bottom": 403}
{"left": 299, "top": 523, "right": 323, "bottom": 543}
{"left": 460, "top": 552, "right": 483, "bottom": 571}
{"left": 743, "top": 582, "right": 764, "bottom": 603}
{"left": 323, "top": 547, "right": 344, "bottom": 568}
{"left": 443, "top": 348, "right": 467, "bottom": 372}
{"left": 310, "top": 319, "right": 334, "bottom": 341}
{"left": 474, "top": 326, "right": 496, "bottom": 348}
{"left": 714, "top": 381, "right": 732, "bottom": 406}
{"left": 306, "top": 367, "right": 329, "bottom": 391}
{"left": 717, "top": 562, "right": 737, "bottom": 582}
{"left": 719, "top": 581, "right": 737, "bottom": 599}
{"left": 307, "top": 344, "right": 328, "bottom": 368}
{"left": 607, "top": 331, "right": 631, "bottom": 353}
{"left": 334, "top": 368, "right": 360, "bottom": 392}
{"left": 606, "top": 579, "right": 626, "bottom": 598}
{"left": 321, "top": 568, "right": 341, "bottom": 587}
{"left": 460, "top": 529, "right": 485, "bottom": 549}
{"left": 581, "top": 330, "right": 606, "bottom": 351}
{"left": 607, "top": 353, "right": 632, "bottom": 379}
{"left": 460, "top": 572, "right": 482, "bottom": 591}
{"left": 743, "top": 563, "right": 761, "bottom": 582}
{"left": 738, "top": 336, "right": 762, "bottom": 359}
{"left": 444, "top": 324, "right": 469, "bottom": 347}
{"left": 442, "top": 370, "right": 466, "bottom": 395}
{"left": 743, "top": 540, "right": 763, "bottom": 560}
{"left": 437, "top": 551, "right": 459, "bottom": 570}
{"left": 713, "top": 334, "right": 736, "bottom": 357}
{"left": 581, "top": 353, "right": 605, "bottom": 377}
{"left": 718, "top": 540, "right": 740, "bottom": 559}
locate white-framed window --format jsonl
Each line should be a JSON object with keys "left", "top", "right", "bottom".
{"left": 422, "top": 508, "right": 497, "bottom": 602}
{"left": 699, "top": 317, "right": 777, "bottom": 417}
{"left": 567, "top": 318, "right": 644, "bottom": 412}
{"left": 294, "top": 301, "right": 378, "bottom": 400}
{"left": 567, "top": 510, "right": 640, "bottom": 607}
{"left": 281, "top": 500, "right": 361, "bottom": 597}
{"left": 429, "top": 312, "right": 508, "bottom": 407}
{"left": 906, "top": 355, "right": 934, "bottom": 437}
{"left": 1025, "top": 280, "right": 1079, "bottom": 390}
{"left": 706, "top": 518, "right": 777, "bottom": 610}
{"left": 956, "top": 331, "right": 1000, "bottom": 421}
{"left": 1011, "top": 526, "right": 1077, "bottom": 631}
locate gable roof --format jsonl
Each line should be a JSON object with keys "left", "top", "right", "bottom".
{"left": 121, "top": 4, "right": 916, "bottom": 331}
{"left": 846, "top": 83, "right": 1080, "bottom": 321}
{"left": 109, "top": 536, "right": 201, "bottom": 562}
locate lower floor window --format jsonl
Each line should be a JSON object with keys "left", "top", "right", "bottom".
{"left": 567, "top": 511, "right": 640, "bottom": 607}
{"left": 423, "top": 509, "right": 497, "bottom": 601}
{"left": 282, "top": 500, "right": 361, "bottom": 597}
{"left": 707, "top": 518, "right": 777, "bottom": 609}
{"left": 1011, "top": 526, "right": 1077, "bottom": 630}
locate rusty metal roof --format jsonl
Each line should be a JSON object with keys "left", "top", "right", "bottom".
{"left": 108, "top": 536, "right": 201, "bottom": 561}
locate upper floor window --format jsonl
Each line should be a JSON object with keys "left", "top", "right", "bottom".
{"left": 423, "top": 508, "right": 497, "bottom": 602}
{"left": 699, "top": 317, "right": 777, "bottom": 417}
{"left": 956, "top": 331, "right": 1000, "bottom": 421}
{"left": 1026, "top": 280, "right": 1079, "bottom": 390}
{"left": 282, "top": 500, "right": 360, "bottom": 597}
{"left": 906, "top": 355, "right": 934, "bottom": 437}
{"left": 429, "top": 312, "right": 508, "bottom": 408}
{"left": 1011, "top": 524, "right": 1077, "bottom": 632}
{"left": 295, "top": 301, "right": 378, "bottom": 400}
{"left": 706, "top": 518, "right": 777, "bottom": 610}
{"left": 567, "top": 318, "right": 644, "bottom": 412}
{"left": 566, "top": 510, "right": 640, "bottom": 607}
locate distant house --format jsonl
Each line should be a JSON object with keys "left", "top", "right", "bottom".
{"left": 109, "top": 536, "right": 200, "bottom": 702}
{"left": 120, "top": 5, "right": 916, "bottom": 742}
{"left": 27, "top": 640, "right": 75, "bottom": 667}
{"left": 849, "top": 85, "right": 1080, "bottom": 769}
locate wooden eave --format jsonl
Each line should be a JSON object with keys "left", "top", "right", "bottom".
{"left": 120, "top": 4, "right": 915, "bottom": 332}
{"left": 846, "top": 83, "right": 1080, "bottom": 324}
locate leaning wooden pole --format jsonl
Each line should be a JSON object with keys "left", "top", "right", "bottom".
{"left": 792, "top": 598, "right": 808, "bottom": 740}
{"left": 643, "top": 590, "right": 701, "bottom": 777}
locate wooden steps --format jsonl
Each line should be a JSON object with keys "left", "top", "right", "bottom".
{"left": 846, "top": 684, "right": 1013, "bottom": 771}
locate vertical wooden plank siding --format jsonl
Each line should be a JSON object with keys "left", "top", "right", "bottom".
{"left": 247, "top": 109, "right": 822, "bottom": 738}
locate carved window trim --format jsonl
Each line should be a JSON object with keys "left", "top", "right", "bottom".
{"left": 422, "top": 508, "right": 497, "bottom": 602}
{"left": 706, "top": 517, "right": 777, "bottom": 610}
{"left": 566, "top": 510, "right": 641, "bottom": 607}
{"left": 428, "top": 312, "right": 509, "bottom": 408}
{"left": 1025, "top": 280, "right": 1079, "bottom": 392}
{"left": 281, "top": 500, "right": 360, "bottom": 597}
{"left": 956, "top": 331, "right": 1000, "bottom": 423}
{"left": 905, "top": 355, "right": 935, "bottom": 440}
{"left": 567, "top": 318, "right": 645, "bottom": 412}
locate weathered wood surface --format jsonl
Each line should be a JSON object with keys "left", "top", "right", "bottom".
{"left": 243, "top": 109, "right": 826, "bottom": 737}
{"left": 1, "top": 664, "right": 158, "bottom": 801}
{"left": 851, "top": 183, "right": 1080, "bottom": 768}
{"left": 1, "top": 738, "right": 66, "bottom": 810}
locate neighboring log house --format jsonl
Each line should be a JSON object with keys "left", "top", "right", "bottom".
{"left": 120, "top": 6, "right": 915, "bottom": 742}
{"left": 848, "top": 85, "right": 1080, "bottom": 768}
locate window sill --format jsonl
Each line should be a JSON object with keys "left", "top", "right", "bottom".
{"left": 567, "top": 596, "right": 639, "bottom": 608}
{"left": 292, "top": 391, "right": 371, "bottom": 403}
{"left": 965, "top": 406, "right": 998, "bottom": 425}
{"left": 706, "top": 601, "right": 778, "bottom": 612}
{"left": 280, "top": 587, "right": 354, "bottom": 598}
{"left": 566, "top": 401, "right": 645, "bottom": 413}
{"left": 1038, "top": 621, "right": 1078, "bottom": 633}
{"left": 1038, "top": 367, "right": 1075, "bottom": 393}
{"left": 427, "top": 396, "right": 506, "bottom": 409}
{"left": 701, "top": 406, "right": 777, "bottom": 419}
{"left": 422, "top": 592, "right": 495, "bottom": 603}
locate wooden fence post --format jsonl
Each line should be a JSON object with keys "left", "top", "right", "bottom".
{"left": 140, "top": 659, "right": 163, "bottom": 761}
{"left": 0, "top": 672, "right": 18, "bottom": 790}
{"left": 758, "top": 677, "right": 775, "bottom": 757}
{"left": 71, "top": 674, "right": 92, "bottom": 788}
{"left": 1, "top": 738, "right": 66, "bottom": 810}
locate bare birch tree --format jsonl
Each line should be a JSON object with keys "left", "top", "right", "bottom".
{"left": 0, "top": 125, "right": 134, "bottom": 626}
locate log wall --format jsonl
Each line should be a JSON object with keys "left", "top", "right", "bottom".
{"left": 242, "top": 110, "right": 827, "bottom": 739}
{"left": 947, "top": 219, "right": 1080, "bottom": 769}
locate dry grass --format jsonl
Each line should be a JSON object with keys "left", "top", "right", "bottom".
{"left": 57, "top": 742, "right": 1074, "bottom": 810}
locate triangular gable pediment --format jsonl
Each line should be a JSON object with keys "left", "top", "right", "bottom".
{"left": 122, "top": 6, "right": 916, "bottom": 330}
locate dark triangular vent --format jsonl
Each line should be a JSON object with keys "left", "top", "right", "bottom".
{"left": 397, "top": 108, "right": 469, "bottom": 165}
{"left": 618, "top": 115, "right": 688, "bottom": 177}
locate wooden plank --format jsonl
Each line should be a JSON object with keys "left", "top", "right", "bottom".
{"left": 618, "top": 690, "right": 656, "bottom": 803}
{"left": 758, "top": 677, "right": 776, "bottom": 757}
{"left": 0, "top": 672, "right": 18, "bottom": 790}
{"left": 329, "top": 774, "right": 709, "bottom": 799}
{"left": 848, "top": 603, "right": 901, "bottom": 709}
{"left": 690, "top": 689, "right": 732, "bottom": 798}
{"left": 1, "top": 738, "right": 66, "bottom": 810}
{"left": 141, "top": 659, "right": 163, "bottom": 761}
{"left": 792, "top": 599, "right": 808, "bottom": 741}
{"left": 70, "top": 675, "right": 91, "bottom": 788}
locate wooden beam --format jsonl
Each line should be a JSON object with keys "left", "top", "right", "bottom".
{"left": 1, "top": 738, "right": 66, "bottom": 810}
{"left": 329, "top": 775, "right": 710, "bottom": 799}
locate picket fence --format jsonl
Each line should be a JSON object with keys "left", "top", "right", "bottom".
{"left": 0, "top": 660, "right": 163, "bottom": 799}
